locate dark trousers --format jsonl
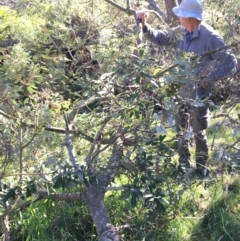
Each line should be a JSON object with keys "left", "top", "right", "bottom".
{"left": 176, "top": 84, "right": 209, "bottom": 169}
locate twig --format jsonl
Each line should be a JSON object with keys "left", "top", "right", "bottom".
{"left": 103, "top": 0, "right": 166, "bottom": 24}
{"left": 212, "top": 113, "right": 239, "bottom": 124}
{"left": 210, "top": 102, "right": 237, "bottom": 150}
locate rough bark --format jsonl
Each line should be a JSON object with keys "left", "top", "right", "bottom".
{"left": 147, "top": 0, "right": 167, "bottom": 22}
{"left": 164, "top": 0, "right": 178, "bottom": 24}
{"left": 84, "top": 135, "right": 123, "bottom": 241}
{"left": 84, "top": 183, "right": 120, "bottom": 241}
{"left": 38, "top": 133, "right": 124, "bottom": 241}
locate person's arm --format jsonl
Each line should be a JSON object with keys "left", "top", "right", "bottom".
{"left": 136, "top": 11, "right": 174, "bottom": 46}
{"left": 142, "top": 24, "right": 174, "bottom": 46}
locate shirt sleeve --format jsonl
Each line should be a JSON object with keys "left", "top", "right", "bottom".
{"left": 206, "top": 33, "right": 237, "bottom": 81}
{"left": 142, "top": 24, "right": 173, "bottom": 46}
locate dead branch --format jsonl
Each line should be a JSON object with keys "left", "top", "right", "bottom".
{"left": 103, "top": 0, "right": 166, "bottom": 24}
{"left": 212, "top": 113, "right": 240, "bottom": 124}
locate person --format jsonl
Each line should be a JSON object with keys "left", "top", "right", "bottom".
{"left": 136, "top": 0, "right": 237, "bottom": 178}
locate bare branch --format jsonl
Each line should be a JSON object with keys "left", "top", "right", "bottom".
{"left": 212, "top": 113, "right": 240, "bottom": 124}
{"left": 39, "top": 191, "right": 85, "bottom": 202}
{"left": 148, "top": 0, "right": 167, "bottom": 21}
{"left": 210, "top": 102, "right": 238, "bottom": 150}
{"left": 85, "top": 117, "right": 110, "bottom": 169}
{"left": 67, "top": 95, "right": 107, "bottom": 124}
{"left": 0, "top": 110, "right": 11, "bottom": 119}
{"left": 104, "top": 0, "right": 133, "bottom": 14}
{"left": 103, "top": 0, "right": 166, "bottom": 24}
{"left": 221, "top": 98, "right": 240, "bottom": 109}
{"left": 226, "top": 139, "right": 240, "bottom": 151}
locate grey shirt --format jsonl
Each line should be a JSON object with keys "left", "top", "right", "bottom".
{"left": 143, "top": 22, "right": 237, "bottom": 81}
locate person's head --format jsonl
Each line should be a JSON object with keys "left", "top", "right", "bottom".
{"left": 172, "top": 0, "right": 205, "bottom": 31}
{"left": 178, "top": 17, "right": 200, "bottom": 31}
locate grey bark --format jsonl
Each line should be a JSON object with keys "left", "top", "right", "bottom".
{"left": 147, "top": 0, "right": 167, "bottom": 21}
{"left": 39, "top": 133, "right": 124, "bottom": 241}
{"left": 164, "top": 0, "right": 178, "bottom": 23}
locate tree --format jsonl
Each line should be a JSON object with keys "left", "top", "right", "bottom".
{"left": 0, "top": 0, "right": 239, "bottom": 241}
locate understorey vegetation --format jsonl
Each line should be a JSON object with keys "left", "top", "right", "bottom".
{"left": 0, "top": 0, "right": 240, "bottom": 240}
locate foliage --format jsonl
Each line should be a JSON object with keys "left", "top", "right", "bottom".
{"left": 0, "top": 0, "right": 239, "bottom": 240}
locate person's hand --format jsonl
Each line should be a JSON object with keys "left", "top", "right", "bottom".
{"left": 199, "top": 77, "right": 212, "bottom": 89}
{"left": 136, "top": 11, "right": 149, "bottom": 28}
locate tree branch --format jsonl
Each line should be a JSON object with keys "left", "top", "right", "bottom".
{"left": 103, "top": 0, "right": 166, "bottom": 24}
{"left": 63, "top": 112, "right": 85, "bottom": 184}
{"left": 38, "top": 191, "right": 86, "bottom": 202}
{"left": 153, "top": 42, "right": 240, "bottom": 79}
{"left": 101, "top": 132, "right": 123, "bottom": 186}
{"left": 147, "top": 0, "right": 168, "bottom": 21}
{"left": 212, "top": 113, "right": 240, "bottom": 124}
{"left": 85, "top": 116, "right": 110, "bottom": 170}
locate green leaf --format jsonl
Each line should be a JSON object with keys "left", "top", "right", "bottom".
{"left": 26, "top": 187, "right": 32, "bottom": 197}
{"left": 154, "top": 177, "right": 166, "bottom": 183}
{"left": 155, "top": 198, "right": 166, "bottom": 213}
{"left": 27, "top": 84, "right": 37, "bottom": 94}
{"left": 131, "top": 192, "right": 137, "bottom": 208}
{"left": 3, "top": 188, "right": 16, "bottom": 202}
{"left": 153, "top": 68, "right": 162, "bottom": 76}
{"left": 160, "top": 197, "right": 169, "bottom": 205}
{"left": 53, "top": 177, "right": 62, "bottom": 189}
{"left": 30, "top": 182, "right": 37, "bottom": 194}
{"left": 147, "top": 169, "right": 152, "bottom": 180}
{"left": 139, "top": 48, "right": 144, "bottom": 57}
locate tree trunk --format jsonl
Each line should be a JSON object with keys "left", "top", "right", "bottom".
{"left": 147, "top": 0, "right": 167, "bottom": 21}
{"left": 2, "top": 213, "right": 10, "bottom": 241}
{"left": 84, "top": 180, "right": 121, "bottom": 241}
{"left": 164, "top": 0, "right": 178, "bottom": 24}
